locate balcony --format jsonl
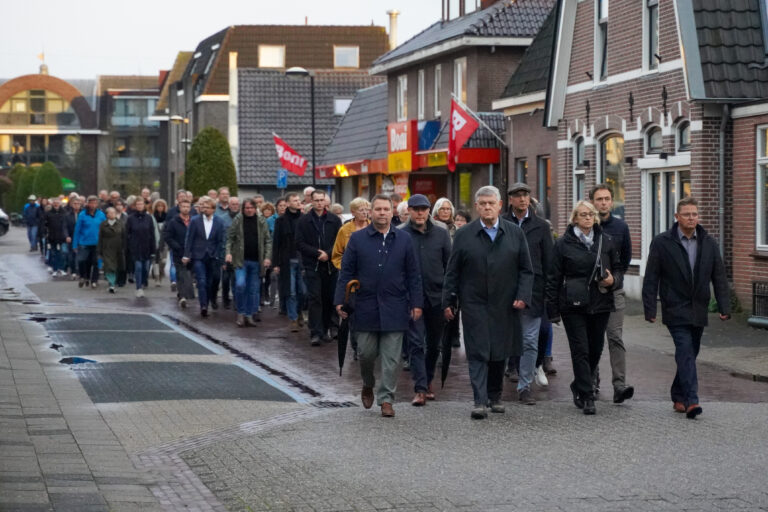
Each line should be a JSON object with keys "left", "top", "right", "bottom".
{"left": 111, "top": 116, "right": 159, "bottom": 128}
{"left": 111, "top": 157, "right": 160, "bottom": 168}
{"left": 0, "top": 112, "right": 78, "bottom": 127}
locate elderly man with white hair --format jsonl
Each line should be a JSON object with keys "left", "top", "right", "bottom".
{"left": 443, "top": 185, "right": 534, "bottom": 419}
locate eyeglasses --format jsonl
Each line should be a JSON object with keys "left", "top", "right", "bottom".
{"left": 577, "top": 212, "right": 595, "bottom": 218}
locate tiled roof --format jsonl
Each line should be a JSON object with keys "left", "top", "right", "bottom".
{"left": 238, "top": 69, "right": 385, "bottom": 186}
{"left": 374, "top": 0, "right": 555, "bottom": 66}
{"left": 693, "top": 0, "right": 768, "bottom": 99}
{"left": 185, "top": 25, "right": 389, "bottom": 96}
{"left": 321, "top": 83, "right": 388, "bottom": 166}
{"left": 156, "top": 52, "right": 193, "bottom": 113}
{"left": 0, "top": 77, "right": 98, "bottom": 110}
{"left": 499, "top": 5, "right": 556, "bottom": 99}
{"left": 97, "top": 75, "right": 160, "bottom": 93}
{"left": 433, "top": 111, "right": 506, "bottom": 148}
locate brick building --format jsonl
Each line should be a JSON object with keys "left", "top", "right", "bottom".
{"left": 543, "top": 0, "right": 768, "bottom": 318}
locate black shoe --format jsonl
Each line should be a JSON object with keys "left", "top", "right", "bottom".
{"left": 570, "top": 382, "right": 585, "bottom": 409}
{"left": 613, "top": 385, "right": 635, "bottom": 404}
{"left": 251, "top": 312, "right": 261, "bottom": 322}
{"left": 223, "top": 299, "right": 231, "bottom": 310}
{"left": 200, "top": 308, "right": 208, "bottom": 318}
{"left": 210, "top": 301, "right": 218, "bottom": 310}
{"left": 583, "top": 398, "right": 596, "bottom": 415}
{"left": 518, "top": 388, "right": 536, "bottom": 405}
{"left": 310, "top": 336, "right": 322, "bottom": 346}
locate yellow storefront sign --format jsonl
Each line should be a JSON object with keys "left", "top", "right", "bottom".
{"left": 427, "top": 152, "right": 447, "bottom": 167}
{"left": 388, "top": 151, "right": 413, "bottom": 173}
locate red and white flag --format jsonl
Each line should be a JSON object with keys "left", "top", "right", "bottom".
{"left": 447, "top": 99, "right": 479, "bottom": 172}
{"left": 273, "top": 133, "right": 308, "bottom": 176}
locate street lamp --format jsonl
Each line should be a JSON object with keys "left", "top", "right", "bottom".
{"left": 285, "top": 66, "right": 316, "bottom": 187}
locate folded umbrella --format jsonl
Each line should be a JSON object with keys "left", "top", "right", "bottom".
{"left": 440, "top": 293, "right": 459, "bottom": 389}
{"left": 338, "top": 279, "right": 360, "bottom": 376}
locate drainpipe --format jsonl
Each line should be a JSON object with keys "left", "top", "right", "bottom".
{"left": 718, "top": 104, "right": 729, "bottom": 257}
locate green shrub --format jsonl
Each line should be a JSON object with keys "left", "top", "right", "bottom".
{"left": 15, "top": 166, "right": 38, "bottom": 209}
{"left": 5, "top": 163, "right": 26, "bottom": 212}
{"left": 33, "top": 161, "right": 64, "bottom": 198}
{"left": 184, "top": 126, "right": 237, "bottom": 197}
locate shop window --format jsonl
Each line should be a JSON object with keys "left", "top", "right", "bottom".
{"left": 678, "top": 122, "right": 691, "bottom": 152}
{"left": 646, "top": 126, "right": 663, "bottom": 154}
{"left": 600, "top": 135, "right": 625, "bottom": 217}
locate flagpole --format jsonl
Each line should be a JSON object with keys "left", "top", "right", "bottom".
{"left": 450, "top": 93, "right": 507, "bottom": 147}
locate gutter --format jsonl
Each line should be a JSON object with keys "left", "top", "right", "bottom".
{"left": 718, "top": 104, "right": 729, "bottom": 258}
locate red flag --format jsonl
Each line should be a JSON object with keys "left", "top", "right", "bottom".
{"left": 447, "top": 99, "right": 479, "bottom": 172}
{"left": 273, "top": 133, "right": 308, "bottom": 176}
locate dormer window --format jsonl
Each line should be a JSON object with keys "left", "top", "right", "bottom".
{"left": 646, "top": 126, "right": 663, "bottom": 154}
{"left": 677, "top": 122, "right": 691, "bottom": 152}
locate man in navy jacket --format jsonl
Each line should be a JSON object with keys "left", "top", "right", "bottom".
{"left": 183, "top": 196, "right": 225, "bottom": 317}
{"left": 335, "top": 194, "right": 423, "bottom": 418}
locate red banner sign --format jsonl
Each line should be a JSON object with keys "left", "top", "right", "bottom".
{"left": 273, "top": 133, "right": 307, "bottom": 176}
{"left": 447, "top": 99, "right": 479, "bottom": 172}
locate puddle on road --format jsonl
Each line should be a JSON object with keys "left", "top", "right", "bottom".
{"left": 49, "top": 343, "right": 63, "bottom": 351}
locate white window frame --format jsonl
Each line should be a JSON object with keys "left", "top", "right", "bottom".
{"left": 757, "top": 126, "right": 768, "bottom": 250}
{"left": 333, "top": 45, "right": 359, "bottom": 69}
{"left": 258, "top": 45, "right": 285, "bottom": 68}
{"left": 597, "top": 132, "right": 626, "bottom": 216}
{"left": 676, "top": 121, "right": 691, "bottom": 153}
{"left": 434, "top": 64, "right": 442, "bottom": 117}
{"left": 397, "top": 75, "right": 408, "bottom": 121}
{"left": 594, "top": 0, "right": 609, "bottom": 82}
{"left": 642, "top": 168, "right": 692, "bottom": 266}
{"left": 644, "top": 125, "right": 663, "bottom": 155}
{"left": 417, "top": 69, "right": 425, "bottom": 120}
{"left": 453, "top": 57, "right": 467, "bottom": 104}
{"left": 573, "top": 136, "right": 586, "bottom": 204}
{"left": 643, "top": 0, "right": 660, "bottom": 72}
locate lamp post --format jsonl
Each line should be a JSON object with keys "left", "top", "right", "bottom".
{"left": 285, "top": 66, "right": 316, "bottom": 187}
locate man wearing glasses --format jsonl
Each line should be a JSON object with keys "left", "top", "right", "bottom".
{"left": 642, "top": 197, "right": 730, "bottom": 419}
{"left": 183, "top": 196, "right": 225, "bottom": 317}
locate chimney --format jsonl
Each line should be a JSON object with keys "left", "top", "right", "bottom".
{"left": 387, "top": 10, "right": 399, "bottom": 50}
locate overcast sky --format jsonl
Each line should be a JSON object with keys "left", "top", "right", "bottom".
{"left": 0, "top": 0, "right": 442, "bottom": 79}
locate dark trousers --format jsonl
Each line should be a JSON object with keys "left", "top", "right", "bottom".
{"left": 407, "top": 305, "right": 445, "bottom": 393}
{"left": 278, "top": 266, "right": 289, "bottom": 314}
{"left": 192, "top": 256, "right": 220, "bottom": 309}
{"left": 77, "top": 245, "right": 99, "bottom": 283}
{"left": 668, "top": 324, "right": 704, "bottom": 407}
{"left": 173, "top": 257, "right": 195, "bottom": 300}
{"left": 467, "top": 359, "right": 506, "bottom": 406}
{"left": 562, "top": 312, "right": 611, "bottom": 399}
{"left": 219, "top": 266, "right": 235, "bottom": 304}
{"left": 536, "top": 317, "right": 553, "bottom": 366}
{"left": 304, "top": 266, "right": 337, "bottom": 338}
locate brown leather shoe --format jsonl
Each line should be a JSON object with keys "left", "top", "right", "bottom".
{"left": 361, "top": 387, "right": 374, "bottom": 409}
{"left": 673, "top": 401, "right": 686, "bottom": 413}
{"left": 411, "top": 392, "right": 426, "bottom": 406}
{"left": 381, "top": 402, "right": 395, "bottom": 417}
{"left": 425, "top": 384, "right": 436, "bottom": 401}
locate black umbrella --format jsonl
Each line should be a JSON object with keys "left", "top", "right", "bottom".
{"left": 440, "top": 293, "right": 459, "bottom": 389}
{"left": 338, "top": 279, "right": 360, "bottom": 376}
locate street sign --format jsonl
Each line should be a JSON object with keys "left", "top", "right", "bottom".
{"left": 276, "top": 168, "right": 288, "bottom": 189}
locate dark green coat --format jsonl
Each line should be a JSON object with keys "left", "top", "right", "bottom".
{"left": 226, "top": 213, "right": 272, "bottom": 269}
{"left": 97, "top": 220, "right": 125, "bottom": 273}
{"left": 442, "top": 218, "right": 534, "bottom": 362}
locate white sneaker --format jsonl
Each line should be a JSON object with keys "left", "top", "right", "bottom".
{"left": 535, "top": 365, "right": 549, "bottom": 387}
{"left": 136, "top": 289, "right": 144, "bottom": 298}
{"left": 179, "top": 297, "right": 187, "bottom": 308}
{"left": 47, "top": 267, "right": 54, "bottom": 274}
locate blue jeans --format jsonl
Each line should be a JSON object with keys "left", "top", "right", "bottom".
{"left": 134, "top": 259, "right": 151, "bottom": 290}
{"left": 286, "top": 259, "right": 306, "bottom": 321}
{"left": 170, "top": 260, "right": 177, "bottom": 283}
{"left": 235, "top": 260, "right": 261, "bottom": 316}
{"left": 668, "top": 325, "right": 704, "bottom": 407}
{"left": 27, "top": 225, "right": 38, "bottom": 250}
{"left": 49, "top": 243, "right": 64, "bottom": 272}
{"left": 518, "top": 313, "right": 542, "bottom": 392}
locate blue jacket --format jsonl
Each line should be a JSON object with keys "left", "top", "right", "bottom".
{"left": 184, "top": 214, "right": 225, "bottom": 261}
{"left": 23, "top": 203, "right": 41, "bottom": 227}
{"left": 334, "top": 224, "right": 423, "bottom": 332}
{"left": 72, "top": 209, "right": 106, "bottom": 249}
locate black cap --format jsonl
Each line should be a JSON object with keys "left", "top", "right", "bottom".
{"left": 508, "top": 182, "right": 531, "bottom": 195}
{"left": 407, "top": 194, "right": 431, "bottom": 208}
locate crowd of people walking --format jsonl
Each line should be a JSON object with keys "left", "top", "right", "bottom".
{"left": 23, "top": 181, "right": 730, "bottom": 420}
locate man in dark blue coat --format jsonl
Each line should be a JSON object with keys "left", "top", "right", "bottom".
{"left": 642, "top": 197, "right": 730, "bottom": 419}
{"left": 163, "top": 199, "right": 195, "bottom": 307}
{"left": 335, "top": 194, "right": 423, "bottom": 418}
{"left": 125, "top": 197, "right": 156, "bottom": 298}
{"left": 183, "top": 196, "right": 225, "bottom": 317}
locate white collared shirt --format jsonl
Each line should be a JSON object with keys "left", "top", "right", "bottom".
{"left": 203, "top": 214, "right": 213, "bottom": 239}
